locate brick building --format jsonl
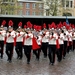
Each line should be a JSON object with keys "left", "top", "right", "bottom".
{"left": 17, "top": 0, "right": 44, "bottom": 16}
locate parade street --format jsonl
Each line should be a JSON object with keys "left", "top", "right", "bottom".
{"left": 0, "top": 46, "right": 75, "bottom": 75}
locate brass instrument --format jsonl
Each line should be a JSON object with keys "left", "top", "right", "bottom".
{"left": 16, "top": 29, "right": 20, "bottom": 33}
{"left": 22, "top": 28, "right": 29, "bottom": 34}
{"left": 0, "top": 27, "right": 4, "bottom": 31}
{"left": 6, "top": 28, "right": 11, "bottom": 33}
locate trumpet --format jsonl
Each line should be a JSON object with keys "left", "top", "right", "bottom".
{"left": 6, "top": 29, "right": 11, "bottom": 33}
{"left": 22, "top": 28, "right": 29, "bottom": 34}
{"left": 0, "top": 27, "right": 3, "bottom": 31}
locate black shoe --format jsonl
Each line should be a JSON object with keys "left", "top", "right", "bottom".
{"left": 9, "top": 60, "right": 12, "bottom": 63}
{"left": 36, "top": 57, "right": 39, "bottom": 61}
{"left": 0, "top": 55, "right": 3, "bottom": 59}
{"left": 36, "top": 58, "right": 39, "bottom": 61}
{"left": 27, "top": 59, "right": 30, "bottom": 64}
{"left": 63, "top": 56, "right": 65, "bottom": 59}
{"left": 67, "top": 51, "right": 69, "bottom": 54}
{"left": 27, "top": 61, "right": 30, "bottom": 64}
{"left": 7, "top": 58, "right": 9, "bottom": 61}
{"left": 72, "top": 50, "right": 74, "bottom": 52}
{"left": 44, "top": 55, "right": 47, "bottom": 58}
{"left": 19, "top": 57, "right": 22, "bottom": 60}
{"left": 58, "top": 59, "right": 61, "bottom": 62}
{"left": 17, "top": 56, "right": 19, "bottom": 59}
{"left": 51, "top": 63, "right": 54, "bottom": 65}
{"left": 49, "top": 62, "right": 54, "bottom": 65}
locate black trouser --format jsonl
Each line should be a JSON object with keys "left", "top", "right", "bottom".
{"left": 24, "top": 45, "right": 32, "bottom": 63}
{"left": 48, "top": 45, "right": 56, "bottom": 64}
{"left": 56, "top": 44, "right": 64, "bottom": 62}
{"left": 73, "top": 40, "right": 75, "bottom": 51}
{"left": 63, "top": 41, "right": 67, "bottom": 57}
{"left": 42, "top": 42, "right": 48, "bottom": 57}
{"left": 15, "top": 42, "right": 23, "bottom": 59}
{"left": 0, "top": 41, "right": 4, "bottom": 58}
{"left": 6, "top": 43, "right": 14, "bottom": 61}
{"left": 67, "top": 41, "right": 72, "bottom": 53}
{"left": 33, "top": 45, "right": 41, "bottom": 60}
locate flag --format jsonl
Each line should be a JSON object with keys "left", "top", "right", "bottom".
{"left": 32, "top": 36, "right": 40, "bottom": 50}
{"left": 66, "top": 16, "right": 69, "bottom": 25}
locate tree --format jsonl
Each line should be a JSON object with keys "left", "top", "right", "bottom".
{"left": 0, "top": 0, "right": 18, "bottom": 15}
{"left": 43, "top": 0, "right": 62, "bottom": 16}
{"left": 0, "top": 0, "right": 2, "bottom": 14}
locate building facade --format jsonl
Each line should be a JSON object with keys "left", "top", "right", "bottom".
{"left": 17, "top": 0, "right": 44, "bottom": 16}
{"left": 61, "top": 0, "right": 74, "bottom": 16}
{"left": 0, "top": 0, "right": 75, "bottom": 16}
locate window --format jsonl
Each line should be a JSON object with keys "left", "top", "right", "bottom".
{"left": 26, "top": 3, "right": 30, "bottom": 9}
{"left": 66, "top": 0, "right": 73, "bottom": 8}
{"left": 39, "top": 11, "right": 43, "bottom": 16}
{"left": 26, "top": 10, "right": 30, "bottom": 15}
{"left": 32, "top": 11, "right": 36, "bottom": 15}
{"left": 39, "top": 3, "right": 43, "bottom": 9}
{"left": 62, "top": 0, "right": 65, "bottom": 7}
{"left": 32, "top": 3, "right": 36, "bottom": 9}
{"left": 11, "top": 0, "right": 14, "bottom": 2}
{"left": 46, "top": 9, "right": 49, "bottom": 16}
{"left": 19, "top": 2, "right": 23, "bottom": 7}
{"left": 5, "top": 11, "right": 8, "bottom": 15}
{"left": 2, "top": 0, "right": 7, "bottom": 2}
{"left": 2, "top": 0, "right": 13, "bottom": 2}
{"left": 66, "top": 1, "right": 69, "bottom": 7}
{"left": 70, "top": 1, "right": 73, "bottom": 7}
{"left": 18, "top": 10, "right": 22, "bottom": 15}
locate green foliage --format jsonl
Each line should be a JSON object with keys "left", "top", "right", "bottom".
{"left": 0, "top": 0, "right": 18, "bottom": 15}
{"left": 45, "top": 0, "right": 62, "bottom": 16}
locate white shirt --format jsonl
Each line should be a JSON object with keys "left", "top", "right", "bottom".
{"left": 6, "top": 31, "right": 15, "bottom": 43}
{"left": 59, "top": 33, "right": 64, "bottom": 44}
{"left": 16, "top": 31, "right": 24, "bottom": 42}
{"left": 24, "top": 33, "right": 33, "bottom": 45}
{"left": 42, "top": 31, "right": 49, "bottom": 43}
{"left": 68, "top": 32, "right": 72, "bottom": 41}
{"left": 0, "top": 30, "right": 6, "bottom": 41}
{"left": 64, "top": 30, "right": 69, "bottom": 41}
{"left": 73, "top": 32, "right": 75, "bottom": 40}
{"left": 48, "top": 33, "right": 58, "bottom": 45}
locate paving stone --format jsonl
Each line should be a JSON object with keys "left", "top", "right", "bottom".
{"left": 0, "top": 46, "right": 75, "bottom": 75}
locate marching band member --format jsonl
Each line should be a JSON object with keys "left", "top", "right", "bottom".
{"left": 24, "top": 21, "right": 33, "bottom": 64}
{"left": 0, "top": 19, "right": 74, "bottom": 65}
{"left": 62, "top": 26, "right": 69, "bottom": 59}
{"left": 42, "top": 23, "right": 49, "bottom": 58}
{"left": 22, "top": 25, "right": 27, "bottom": 48}
{"left": 48, "top": 22, "right": 58, "bottom": 65}
{"left": 67, "top": 26, "right": 73, "bottom": 53}
{"left": 56, "top": 29, "right": 64, "bottom": 62}
{"left": 72, "top": 28, "right": 75, "bottom": 51}
{"left": 15, "top": 22, "right": 24, "bottom": 60}
{"left": 0, "top": 20, "right": 6, "bottom": 59}
{"left": 32, "top": 26, "right": 42, "bottom": 61}
{"left": 6, "top": 20, "right": 15, "bottom": 62}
